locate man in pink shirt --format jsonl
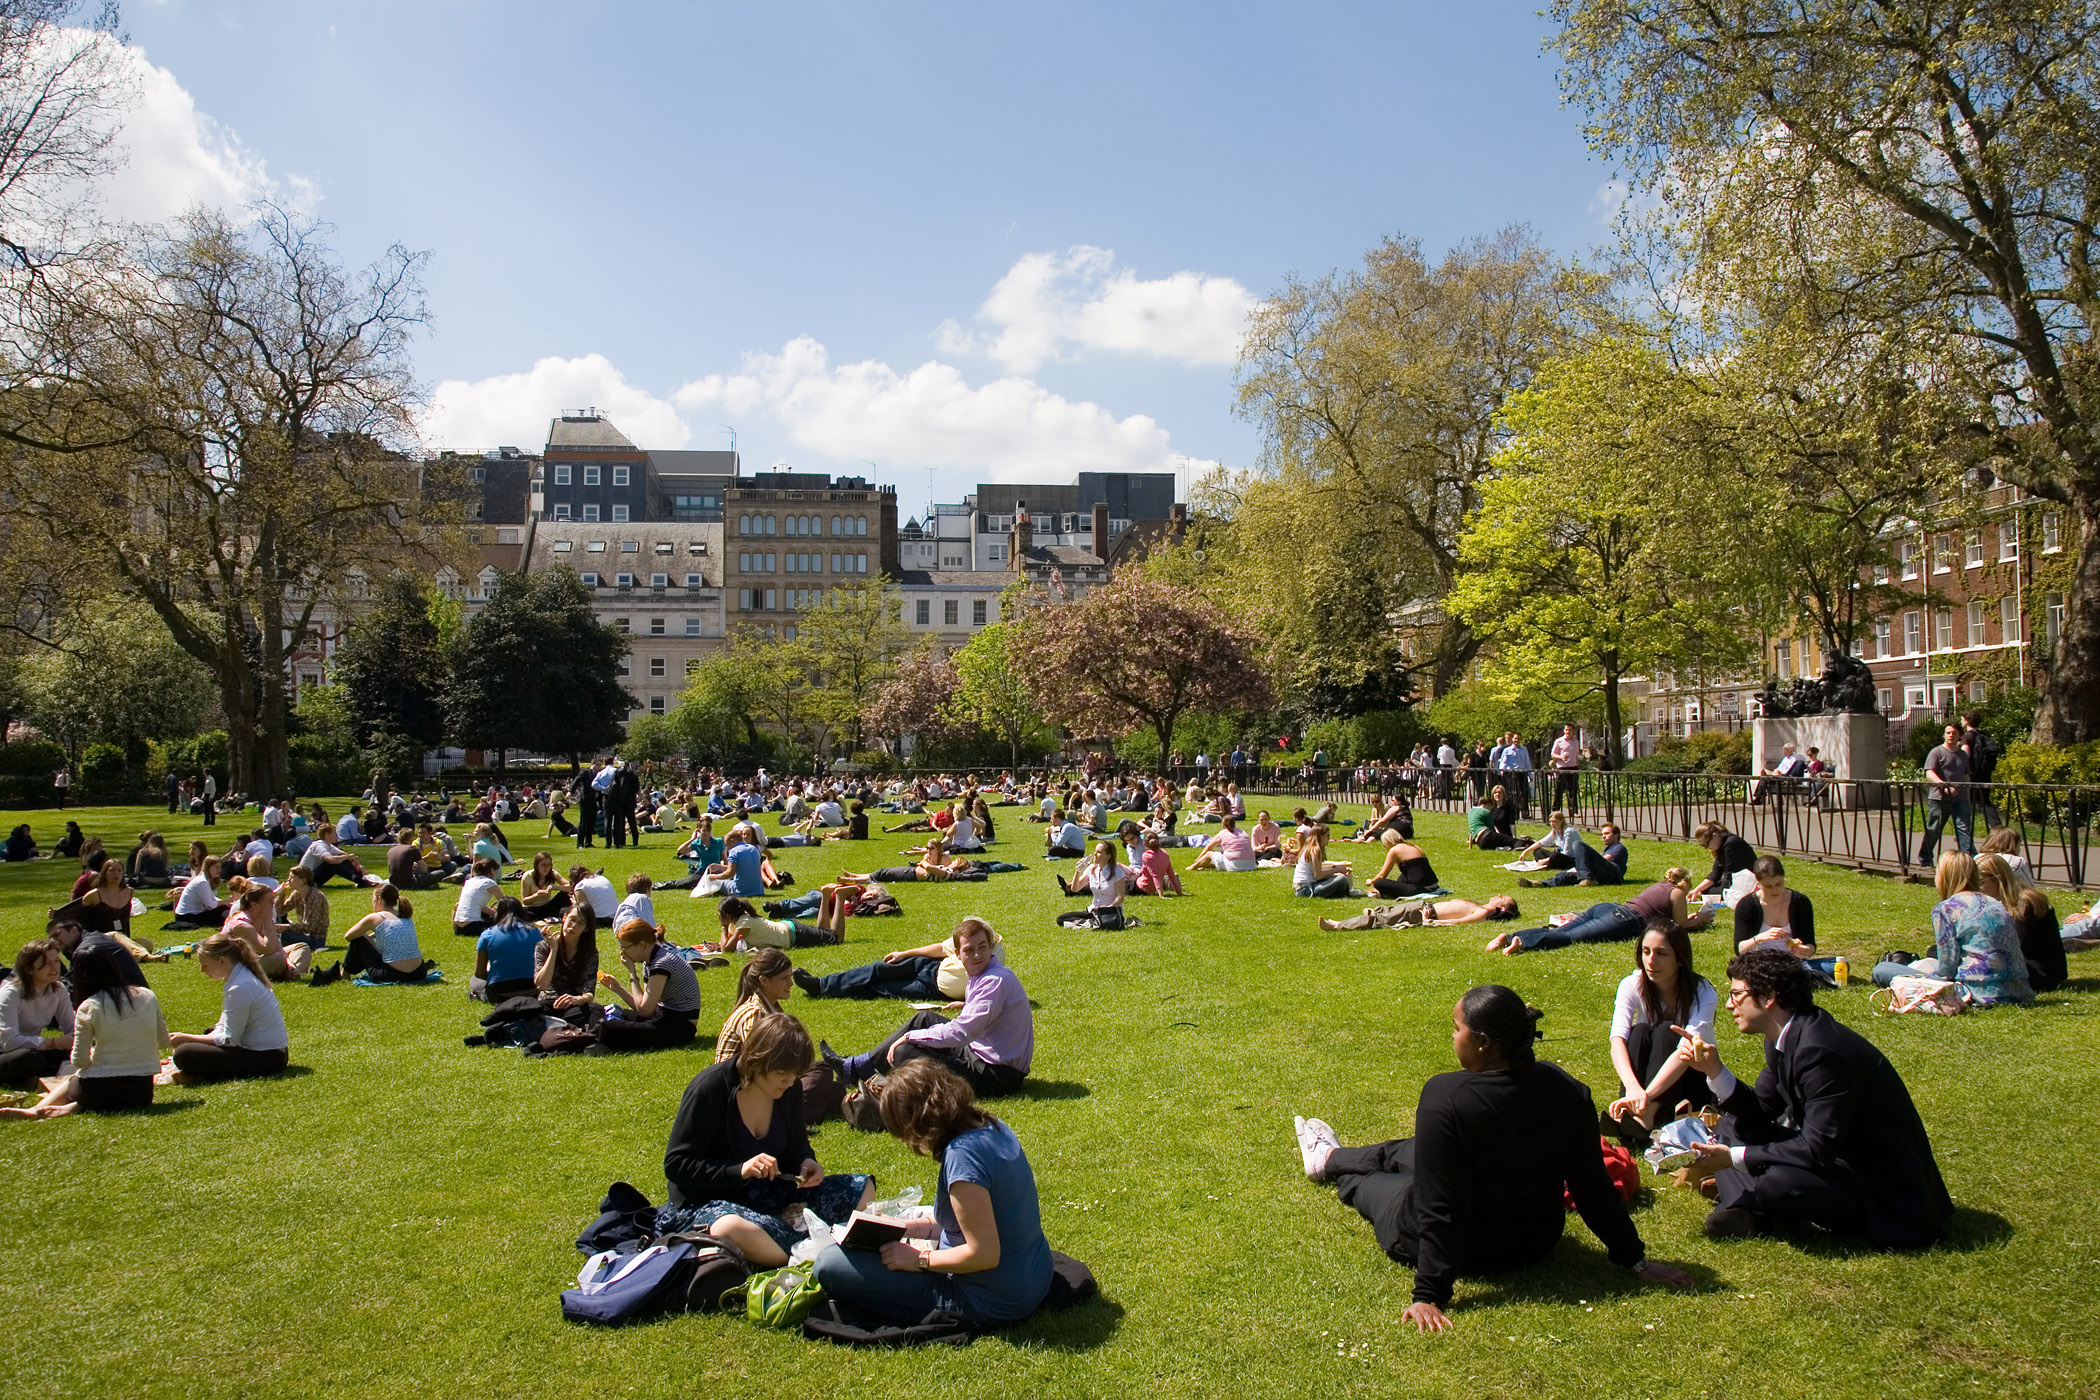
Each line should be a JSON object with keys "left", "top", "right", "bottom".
{"left": 1548, "top": 725, "right": 1582, "bottom": 817}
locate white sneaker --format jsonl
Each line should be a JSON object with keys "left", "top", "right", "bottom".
{"left": 1301, "top": 1117, "right": 1340, "bottom": 1179}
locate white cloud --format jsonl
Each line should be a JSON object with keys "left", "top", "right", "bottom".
{"left": 93, "top": 42, "right": 286, "bottom": 224}
{"left": 937, "top": 245, "right": 1256, "bottom": 373}
{"left": 676, "top": 335, "right": 1205, "bottom": 478}
{"left": 422, "top": 354, "right": 693, "bottom": 452}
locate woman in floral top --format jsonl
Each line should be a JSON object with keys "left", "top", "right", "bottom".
{"left": 1875, "top": 852, "right": 2033, "bottom": 1006}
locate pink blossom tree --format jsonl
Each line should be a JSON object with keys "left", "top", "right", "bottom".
{"left": 860, "top": 644, "right": 960, "bottom": 759}
{"left": 1008, "top": 573, "right": 1275, "bottom": 771}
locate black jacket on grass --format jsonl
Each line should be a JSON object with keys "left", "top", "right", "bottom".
{"left": 663, "top": 1059, "right": 813, "bottom": 1209}
{"left": 1717, "top": 1006, "right": 1951, "bottom": 1249}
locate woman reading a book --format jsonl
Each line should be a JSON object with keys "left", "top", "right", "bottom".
{"left": 657, "top": 1012, "right": 875, "bottom": 1267}
{"left": 813, "top": 1058, "right": 1054, "bottom": 1325}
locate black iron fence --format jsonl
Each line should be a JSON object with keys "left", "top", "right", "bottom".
{"left": 1231, "top": 764, "right": 2095, "bottom": 893}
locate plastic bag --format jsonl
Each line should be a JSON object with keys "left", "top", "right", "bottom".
{"left": 788, "top": 1212, "right": 836, "bottom": 1265}
{"left": 864, "top": 1186, "right": 922, "bottom": 1217}
{"left": 1643, "top": 1115, "right": 1716, "bottom": 1176}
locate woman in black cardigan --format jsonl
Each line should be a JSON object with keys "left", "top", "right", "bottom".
{"left": 655, "top": 1011, "right": 875, "bottom": 1266}
{"left": 1689, "top": 821, "right": 1757, "bottom": 901}
{"left": 1293, "top": 986, "right": 1694, "bottom": 1331}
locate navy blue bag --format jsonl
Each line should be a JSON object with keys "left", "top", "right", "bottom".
{"left": 561, "top": 1242, "right": 698, "bottom": 1326}
{"left": 575, "top": 1181, "right": 658, "bottom": 1255}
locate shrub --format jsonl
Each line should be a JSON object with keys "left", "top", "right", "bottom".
{"left": 1994, "top": 740, "right": 2100, "bottom": 822}
{"left": 0, "top": 737, "right": 65, "bottom": 779}
{"left": 289, "top": 732, "right": 364, "bottom": 797}
{"left": 78, "top": 742, "right": 132, "bottom": 800}
{"left": 1642, "top": 729, "right": 1752, "bottom": 774}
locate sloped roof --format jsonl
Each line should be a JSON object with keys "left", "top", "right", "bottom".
{"left": 546, "top": 415, "right": 638, "bottom": 451}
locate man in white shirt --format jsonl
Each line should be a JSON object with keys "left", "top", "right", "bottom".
{"left": 1435, "top": 739, "right": 1458, "bottom": 799}
{"left": 814, "top": 798, "right": 845, "bottom": 827}
{"left": 1751, "top": 741, "right": 1810, "bottom": 805}
{"left": 1047, "top": 812, "right": 1087, "bottom": 858}
{"left": 300, "top": 835, "right": 372, "bottom": 888}
{"left": 572, "top": 867, "right": 620, "bottom": 921}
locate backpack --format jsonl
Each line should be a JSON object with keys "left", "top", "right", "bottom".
{"left": 652, "top": 1231, "right": 751, "bottom": 1312}
{"left": 1566, "top": 1138, "right": 1640, "bottom": 1210}
{"left": 575, "top": 1181, "right": 659, "bottom": 1255}
{"left": 561, "top": 1242, "right": 698, "bottom": 1326}
{"left": 842, "top": 1073, "right": 889, "bottom": 1131}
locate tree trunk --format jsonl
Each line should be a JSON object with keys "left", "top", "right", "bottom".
{"left": 1602, "top": 671, "right": 1625, "bottom": 768}
{"left": 1154, "top": 714, "right": 1177, "bottom": 775}
{"left": 254, "top": 592, "right": 292, "bottom": 799}
{"left": 2034, "top": 503, "right": 2100, "bottom": 744}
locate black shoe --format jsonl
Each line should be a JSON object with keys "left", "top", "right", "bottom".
{"left": 762, "top": 902, "right": 786, "bottom": 916}
{"left": 818, "top": 1039, "right": 847, "bottom": 1081}
{"left": 310, "top": 962, "right": 343, "bottom": 987}
{"left": 1704, "top": 1206, "right": 1764, "bottom": 1241}
{"left": 793, "top": 969, "right": 822, "bottom": 998}
{"left": 463, "top": 1034, "right": 487, "bottom": 1047}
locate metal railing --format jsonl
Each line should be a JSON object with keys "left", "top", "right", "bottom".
{"left": 1230, "top": 764, "right": 2095, "bottom": 893}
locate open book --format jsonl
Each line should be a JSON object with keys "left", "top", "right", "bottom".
{"left": 838, "top": 1210, "right": 914, "bottom": 1250}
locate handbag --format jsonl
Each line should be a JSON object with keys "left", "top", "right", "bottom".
{"left": 560, "top": 1242, "right": 698, "bottom": 1326}
{"left": 1873, "top": 975, "right": 1970, "bottom": 1016}
{"left": 842, "top": 1073, "right": 889, "bottom": 1132}
{"left": 725, "top": 1264, "right": 825, "bottom": 1328}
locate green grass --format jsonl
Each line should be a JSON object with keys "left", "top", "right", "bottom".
{"left": 3, "top": 799, "right": 2097, "bottom": 1399}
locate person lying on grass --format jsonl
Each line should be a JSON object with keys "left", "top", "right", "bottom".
{"left": 1293, "top": 985, "right": 1696, "bottom": 1332}
{"left": 1318, "top": 894, "right": 1519, "bottom": 932}
{"left": 839, "top": 833, "right": 980, "bottom": 884}
{"left": 791, "top": 920, "right": 1001, "bottom": 1007}
{"left": 812, "top": 1057, "right": 1055, "bottom": 1327}
{"left": 658, "top": 1011, "right": 876, "bottom": 1268}
{"left": 166, "top": 932, "right": 289, "bottom": 1084}
{"left": 1485, "top": 867, "right": 1713, "bottom": 955}
{"left": 711, "top": 893, "right": 847, "bottom": 953}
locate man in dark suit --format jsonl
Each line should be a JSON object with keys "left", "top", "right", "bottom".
{"left": 1677, "top": 949, "right": 1950, "bottom": 1248}
{"left": 572, "top": 762, "right": 600, "bottom": 849}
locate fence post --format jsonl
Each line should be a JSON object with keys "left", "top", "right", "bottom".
{"left": 1679, "top": 776, "right": 1693, "bottom": 842}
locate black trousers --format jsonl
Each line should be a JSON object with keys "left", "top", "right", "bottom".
{"left": 1551, "top": 771, "right": 1580, "bottom": 814}
{"left": 74, "top": 1075, "right": 155, "bottom": 1111}
{"left": 867, "top": 1011, "right": 1026, "bottom": 1099}
{"left": 1326, "top": 1137, "right": 1417, "bottom": 1262}
{"left": 576, "top": 803, "right": 598, "bottom": 847}
{"left": 344, "top": 937, "right": 430, "bottom": 982}
{"left": 171, "top": 1044, "right": 288, "bottom": 1081}
{"left": 1370, "top": 874, "right": 1438, "bottom": 899}
{"left": 180, "top": 904, "right": 231, "bottom": 928}
{"left": 1625, "top": 1023, "right": 1713, "bottom": 1114}
{"left": 0, "top": 1044, "right": 67, "bottom": 1087}
{"left": 1712, "top": 1159, "right": 1865, "bottom": 1235}
{"left": 594, "top": 1011, "right": 698, "bottom": 1052}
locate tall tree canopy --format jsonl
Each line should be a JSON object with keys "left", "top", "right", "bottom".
{"left": 1232, "top": 227, "right": 1612, "bottom": 700}
{"left": 446, "top": 569, "right": 632, "bottom": 765}
{"left": 1554, "top": 0, "right": 2100, "bottom": 740}
{"left": 330, "top": 577, "right": 450, "bottom": 759}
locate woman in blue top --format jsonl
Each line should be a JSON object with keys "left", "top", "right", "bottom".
{"left": 1872, "top": 852, "right": 2033, "bottom": 1005}
{"left": 316, "top": 884, "right": 433, "bottom": 986}
{"left": 474, "top": 897, "right": 545, "bottom": 1001}
{"left": 813, "top": 1057, "right": 1054, "bottom": 1326}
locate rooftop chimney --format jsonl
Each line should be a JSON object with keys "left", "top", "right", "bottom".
{"left": 1011, "top": 500, "right": 1032, "bottom": 575}
{"left": 1092, "top": 502, "right": 1110, "bottom": 560}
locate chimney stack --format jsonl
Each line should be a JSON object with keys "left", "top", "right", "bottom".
{"left": 1092, "top": 503, "right": 1110, "bottom": 560}
{"left": 1011, "top": 500, "right": 1032, "bottom": 576}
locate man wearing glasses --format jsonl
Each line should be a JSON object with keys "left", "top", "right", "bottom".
{"left": 1673, "top": 949, "right": 1950, "bottom": 1249}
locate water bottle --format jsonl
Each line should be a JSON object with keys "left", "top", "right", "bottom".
{"left": 1833, "top": 954, "right": 1850, "bottom": 987}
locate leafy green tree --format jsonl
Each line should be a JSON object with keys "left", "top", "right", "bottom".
{"left": 21, "top": 603, "right": 218, "bottom": 760}
{"left": 862, "top": 643, "right": 959, "bottom": 759}
{"left": 331, "top": 576, "right": 449, "bottom": 757}
{"left": 1553, "top": 0, "right": 2100, "bottom": 741}
{"left": 446, "top": 569, "right": 633, "bottom": 766}
{"left": 796, "top": 577, "right": 911, "bottom": 755}
{"left": 1448, "top": 341, "right": 1752, "bottom": 763}
{"left": 671, "top": 651, "right": 765, "bottom": 764}
{"left": 620, "top": 711, "right": 683, "bottom": 765}
{"left": 949, "top": 620, "right": 1054, "bottom": 766}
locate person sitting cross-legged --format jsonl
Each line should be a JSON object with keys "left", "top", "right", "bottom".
{"left": 1677, "top": 949, "right": 1952, "bottom": 1249}
{"left": 1292, "top": 986, "right": 1695, "bottom": 1332}
{"left": 820, "top": 918, "right": 1030, "bottom": 1100}
{"left": 1525, "top": 822, "right": 1629, "bottom": 889}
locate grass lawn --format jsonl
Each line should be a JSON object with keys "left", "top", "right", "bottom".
{"left": 2, "top": 798, "right": 2097, "bottom": 1399}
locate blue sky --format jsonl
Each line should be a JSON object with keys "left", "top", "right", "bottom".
{"left": 115, "top": 1, "right": 1615, "bottom": 516}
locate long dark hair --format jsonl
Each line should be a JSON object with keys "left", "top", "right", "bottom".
{"left": 1635, "top": 918, "right": 1707, "bottom": 1026}
{"left": 70, "top": 937, "right": 149, "bottom": 1011}
{"left": 1459, "top": 984, "right": 1544, "bottom": 1070}
{"left": 736, "top": 947, "right": 792, "bottom": 1004}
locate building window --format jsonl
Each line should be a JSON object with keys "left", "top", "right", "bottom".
{"left": 1878, "top": 687, "right": 1892, "bottom": 714}
{"left": 972, "top": 599, "right": 987, "bottom": 626}
{"left": 1774, "top": 643, "right": 1791, "bottom": 679}
{"left": 2044, "top": 512, "right": 2062, "bottom": 552}
{"left": 650, "top": 657, "right": 666, "bottom": 676}
{"left": 944, "top": 599, "right": 959, "bottom": 626}
{"left": 2047, "top": 592, "right": 2066, "bottom": 648}
{"left": 651, "top": 572, "right": 667, "bottom": 587}
{"left": 1874, "top": 618, "right": 1892, "bottom": 658}
{"left": 582, "top": 504, "right": 600, "bottom": 522}
{"left": 580, "top": 572, "right": 599, "bottom": 586}
{"left": 611, "top": 505, "right": 629, "bottom": 523}
{"left": 1871, "top": 560, "right": 1888, "bottom": 585}
{"left": 649, "top": 616, "right": 666, "bottom": 635}
{"left": 1967, "top": 600, "right": 1986, "bottom": 646}
{"left": 583, "top": 465, "right": 600, "bottom": 486}
{"left": 2000, "top": 521, "right": 2019, "bottom": 560}
{"left": 616, "top": 658, "right": 630, "bottom": 676}
{"left": 737, "top": 514, "right": 749, "bottom": 534}
{"left": 1934, "top": 607, "right": 1953, "bottom": 651}
{"left": 686, "top": 658, "right": 702, "bottom": 676}
{"left": 620, "top": 540, "right": 638, "bottom": 553}
{"left": 1899, "top": 539, "right": 1918, "bottom": 580}
{"left": 685, "top": 616, "right": 700, "bottom": 635}
{"left": 615, "top": 573, "right": 634, "bottom": 588}
{"left": 587, "top": 540, "right": 606, "bottom": 553}
{"left": 554, "top": 465, "right": 571, "bottom": 485}
{"left": 611, "top": 616, "right": 626, "bottom": 632}
{"left": 831, "top": 516, "right": 841, "bottom": 535}
{"left": 1904, "top": 611, "right": 1923, "bottom": 654}
{"left": 553, "top": 503, "right": 571, "bottom": 519}
{"left": 553, "top": 540, "right": 572, "bottom": 553}
{"left": 915, "top": 599, "right": 930, "bottom": 625}
{"left": 685, "top": 573, "right": 701, "bottom": 587}
{"left": 1964, "top": 529, "right": 1983, "bottom": 567}
{"left": 650, "top": 695, "right": 666, "bottom": 713}
{"left": 2002, "top": 596, "right": 2021, "bottom": 642}
{"left": 613, "top": 465, "right": 629, "bottom": 486}
{"left": 1968, "top": 680, "right": 1988, "bottom": 703}
{"left": 765, "top": 515, "right": 776, "bottom": 535}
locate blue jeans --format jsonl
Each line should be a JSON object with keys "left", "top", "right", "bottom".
{"left": 810, "top": 956, "right": 943, "bottom": 1001}
{"left": 812, "top": 1242, "right": 976, "bottom": 1323}
{"left": 769, "top": 890, "right": 824, "bottom": 919}
{"left": 1873, "top": 956, "right": 1946, "bottom": 987}
{"left": 1918, "top": 797, "right": 1974, "bottom": 861}
{"left": 1294, "top": 873, "right": 1352, "bottom": 898}
{"left": 1512, "top": 902, "right": 1643, "bottom": 951}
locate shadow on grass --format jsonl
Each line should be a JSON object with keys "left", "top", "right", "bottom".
{"left": 1003, "top": 1294, "right": 1125, "bottom": 1351}
{"left": 1460, "top": 1249, "right": 1733, "bottom": 1309}
{"left": 94, "top": 1099, "right": 205, "bottom": 1118}
{"left": 1012, "top": 1079, "right": 1091, "bottom": 1102}
{"left": 2051, "top": 976, "right": 2100, "bottom": 994}
{"left": 1716, "top": 1205, "right": 2011, "bottom": 1261}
